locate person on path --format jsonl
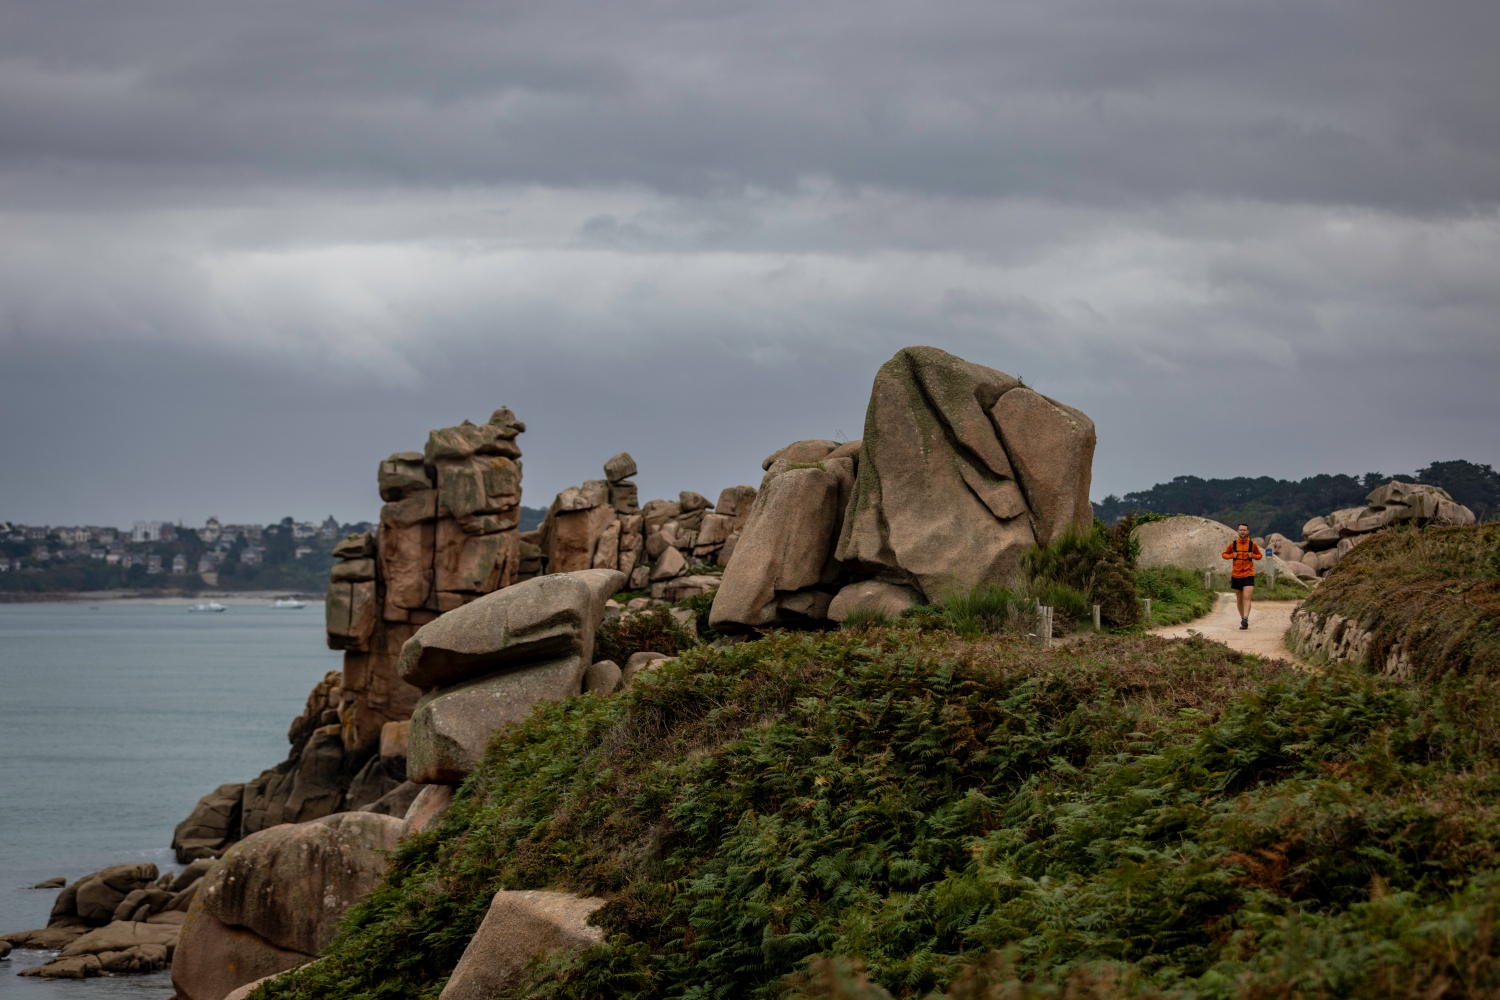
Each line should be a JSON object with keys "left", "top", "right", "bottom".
{"left": 1222, "top": 523, "right": 1263, "bottom": 630}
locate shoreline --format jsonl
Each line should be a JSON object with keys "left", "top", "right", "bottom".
{"left": 0, "top": 590, "right": 325, "bottom": 605}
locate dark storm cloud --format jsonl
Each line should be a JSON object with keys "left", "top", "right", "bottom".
{"left": 2, "top": 0, "right": 1498, "bottom": 209}
{"left": 0, "top": 0, "right": 1497, "bottom": 527}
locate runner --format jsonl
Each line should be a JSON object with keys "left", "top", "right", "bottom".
{"left": 1222, "top": 523, "right": 1263, "bottom": 630}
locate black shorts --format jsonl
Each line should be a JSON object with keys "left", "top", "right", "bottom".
{"left": 1231, "top": 575, "right": 1255, "bottom": 590}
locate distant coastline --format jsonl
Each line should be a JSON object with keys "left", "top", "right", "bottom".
{"left": 0, "top": 590, "right": 326, "bottom": 604}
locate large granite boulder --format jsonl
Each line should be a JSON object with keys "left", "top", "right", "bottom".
{"left": 439, "top": 890, "right": 606, "bottom": 1000}
{"left": 836, "top": 346, "right": 1094, "bottom": 601}
{"left": 398, "top": 570, "right": 625, "bottom": 690}
{"left": 172, "top": 812, "right": 402, "bottom": 1000}
{"left": 401, "top": 570, "right": 625, "bottom": 782}
{"left": 1134, "top": 516, "right": 1238, "bottom": 573}
{"left": 712, "top": 347, "right": 1095, "bottom": 629}
{"left": 407, "top": 656, "right": 588, "bottom": 783}
{"left": 709, "top": 462, "right": 848, "bottom": 629}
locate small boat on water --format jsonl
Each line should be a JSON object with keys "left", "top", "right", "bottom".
{"left": 189, "top": 602, "right": 227, "bottom": 613}
{"left": 272, "top": 598, "right": 306, "bottom": 609}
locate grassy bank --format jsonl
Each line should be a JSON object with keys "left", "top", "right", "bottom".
{"left": 1301, "top": 524, "right": 1500, "bottom": 680}
{"left": 260, "top": 603, "right": 1500, "bottom": 1000}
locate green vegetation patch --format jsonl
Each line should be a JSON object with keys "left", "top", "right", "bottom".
{"left": 260, "top": 619, "right": 1500, "bottom": 1000}
{"left": 1302, "top": 524, "right": 1500, "bottom": 681}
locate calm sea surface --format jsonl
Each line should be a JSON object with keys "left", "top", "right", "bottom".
{"left": 0, "top": 601, "right": 339, "bottom": 997}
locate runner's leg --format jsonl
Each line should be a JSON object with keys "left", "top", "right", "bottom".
{"left": 1242, "top": 584, "right": 1253, "bottom": 622}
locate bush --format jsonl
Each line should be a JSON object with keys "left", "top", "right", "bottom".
{"left": 934, "top": 583, "right": 1026, "bottom": 637}
{"left": 1135, "top": 564, "right": 1217, "bottom": 627}
{"left": 1021, "top": 518, "right": 1139, "bottom": 629}
{"left": 840, "top": 608, "right": 893, "bottom": 632}
{"left": 592, "top": 608, "right": 695, "bottom": 665}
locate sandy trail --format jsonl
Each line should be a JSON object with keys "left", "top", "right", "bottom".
{"left": 1149, "top": 592, "right": 1307, "bottom": 663}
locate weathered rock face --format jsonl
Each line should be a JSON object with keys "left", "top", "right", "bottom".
{"left": 407, "top": 657, "right": 588, "bottom": 783}
{"left": 838, "top": 347, "right": 1094, "bottom": 601}
{"left": 172, "top": 785, "right": 244, "bottom": 863}
{"left": 172, "top": 812, "right": 402, "bottom": 1000}
{"left": 710, "top": 463, "right": 846, "bottom": 628}
{"left": 398, "top": 570, "right": 623, "bottom": 689}
{"left": 402, "top": 569, "right": 625, "bottom": 784}
{"left": 439, "top": 890, "right": 606, "bottom": 1000}
{"left": 176, "top": 408, "right": 528, "bottom": 864}
{"left": 712, "top": 347, "right": 1096, "bottom": 630}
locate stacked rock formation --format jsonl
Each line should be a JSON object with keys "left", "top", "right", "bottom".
{"left": 1266, "top": 480, "right": 1475, "bottom": 579}
{"left": 172, "top": 408, "right": 526, "bottom": 863}
{"left": 711, "top": 346, "right": 1097, "bottom": 630}
{"left": 526, "top": 451, "right": 757, "bottom": 602}
{"left": 397, "top": 568, "right": 625, "bottom": 785}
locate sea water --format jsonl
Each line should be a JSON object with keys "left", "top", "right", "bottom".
{"left": 0, "top": 601, "right": 340, "bottom": 997}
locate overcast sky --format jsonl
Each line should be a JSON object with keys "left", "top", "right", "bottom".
{"left": 2, "top": 0, "right": 1497, "bottom": 528}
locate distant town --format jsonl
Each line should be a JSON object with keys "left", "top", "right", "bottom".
{"left": 0, "top": 515, "right": 375, "bottom": 595}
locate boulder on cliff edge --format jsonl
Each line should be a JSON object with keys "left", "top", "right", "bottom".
{"left": 172, "top": 812, "right": 402, "bottom": 1000}
{"left": 397, "top": 569, "right": 625, "bottom": 690}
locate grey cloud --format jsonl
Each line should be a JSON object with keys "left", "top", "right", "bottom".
{"left": 1, "top": 0, "right": 1498, "bottom": 209}
{"left": 0, "top": 0, "right": 1497, "bottom": 528}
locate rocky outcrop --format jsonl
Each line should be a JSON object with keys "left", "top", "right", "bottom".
{"left": 402, "top": 569, "right": 625, "bottom": 784}
{"left": 172, "top": 812, "right": 403, "bottom": 1000}
{"left": 172, "top": 409, "right": 527, "bottom": 862}
{"left": 712, "top": 346, "right": 1097, "bottom": 630}
{"left": 529, "top": 452, "right": 747, "bottom": 599}
{"left": 439, "top": 890, "right": 606, "bottom": 1000}
{"left": 4, "top": 862, "right": 192, "bottom": 978}
{"left": 1270, "top": 480, "right": 1476, "bottom": 580}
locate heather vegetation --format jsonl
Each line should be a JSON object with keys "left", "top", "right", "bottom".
{"left": 260, "top": 614, "right": 1500, "bottom": 1000}
{"left": 251, "top": 521, "right": 1500, "bottom": 1000}
{"left": 1301, "top": 523, "right": 1500, "bottom": 681}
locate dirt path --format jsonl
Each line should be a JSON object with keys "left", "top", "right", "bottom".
{"left": 1150, "top": 593, "right": 1307, "bottom": 664}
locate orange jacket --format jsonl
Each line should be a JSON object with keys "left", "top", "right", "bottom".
{"left": 1222, "top": 537, "right": 1263, "bottom": 579}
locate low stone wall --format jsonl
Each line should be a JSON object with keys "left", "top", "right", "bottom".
{"left": 1286, "top": 608, "right": 1412, "bottom": 678}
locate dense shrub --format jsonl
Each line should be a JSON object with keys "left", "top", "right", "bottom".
{"left": 1021, "top": 518, "right": 1139, "bottom": 628}
{"left": 258, "top": 618, "right": 1500, "bottom": 1000}
{"left": 593, "top": 607, "right": 695, "bottom": 665}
